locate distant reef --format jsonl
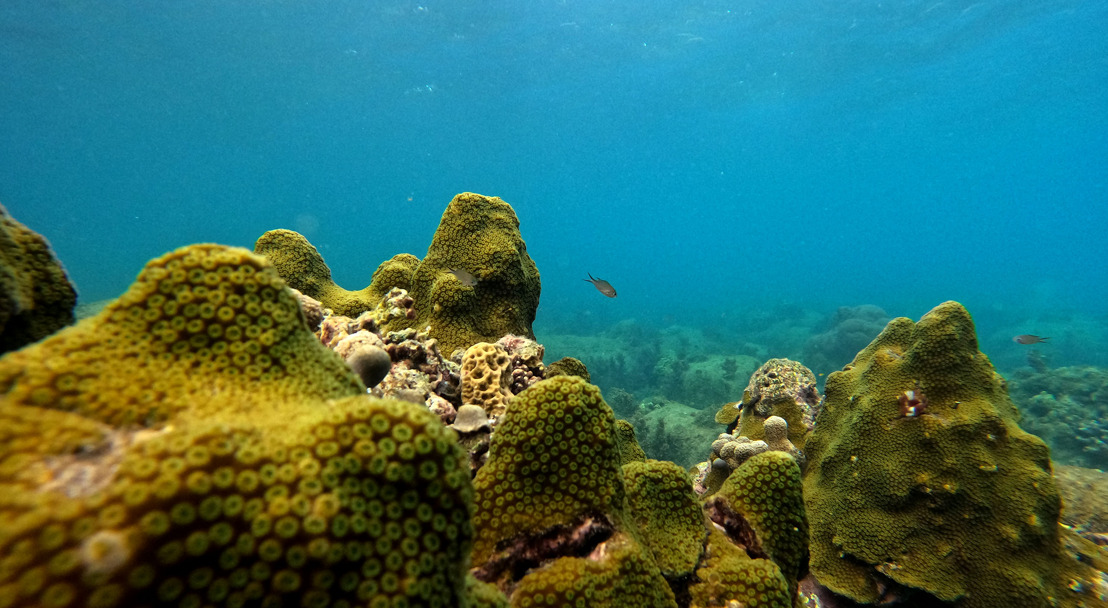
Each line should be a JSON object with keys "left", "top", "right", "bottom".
{"left": 0, "top": 198, "right": 1104, "bottom": 608}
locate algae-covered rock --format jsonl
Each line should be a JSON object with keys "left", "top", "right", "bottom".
{"left": 803, "top": 301, "right": 1104, "bottom": 607}
{"left": 0, "top": 203, "right": 77, "bottom": 353}
{"left": 731, "top": 358, "right": 820, "bottom": 450}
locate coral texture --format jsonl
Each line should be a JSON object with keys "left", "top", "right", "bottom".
{"left": 544, "top": 357, "right": 590, "bottom": 382}
{"left": 460, "top": 342, "right": 514, "bottom": 417}
{"left": 402, "top": 193, "right": 541, "bottom": 356}
{"left": 803, "top": 301, "right": 1104, "bottom": 607}
{"left": 687, "top": 528, "right": 792, "bottom": 608}
{"left": 0, "top": 244, "right": 475, "bottom": 608}
{"left": 622, "top": 460, "right": 706, "bottom": 579}
{"left": 0, "top": 203, "right": 77, "bottom": 353}
{"left": 730, "top": 358, "right": 820, "bottom": 449}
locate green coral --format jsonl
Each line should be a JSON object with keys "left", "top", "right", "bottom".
{"left": 545, "top": 357, "right": 590, "bottom": 383}
{"left": 0, "top": 245, "right": 364, "bottom": 426}
{"left": 470, "top": 376, "right": 623, "bottom": 569}
{"left": 622, "top": 460, "right": 705, "bottom": 578}
{"left": 0, "top": 244, "right": 475, "bottom": 608}
{"left": 0, "top": 203, "right": 77, "bottom": 353}
{"left": 509, "top": 533, "right": 677, "bottom": 608}
{"left": 688, "top": 528, "right": 792, "bottom": 608}
{"left": 803, "top": 301, "right": 1104, "bottom": 607}
{"left": 253, "top": 229, "right": 391, "bottom": 317}
{"left": 614, "top": 420, "right": 646, "bottom": 465}
{"left": 402, "top": 192, "right": 540, "bottom": 356}
{"left": 712, "top": 451, "right": 808, "bottom": 585}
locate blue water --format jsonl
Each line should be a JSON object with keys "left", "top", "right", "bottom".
{"left": 2, "top": 0, "right": 1106, "bottom": 373}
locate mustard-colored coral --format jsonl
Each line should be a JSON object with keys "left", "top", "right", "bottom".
{"left": 470, "top": 376, "right": 623, "bottom": 570}
{"left": 0, "top": 244, "right": 476, "bottom": 608}
{"left": 402, "top": 193, "right": 540, "bottom": 356}
{"left": 614, "top": 420, "right": 646, "bottom": 465}
{"left": 509, "top": 533, "right": 677, "bottom": 608}
{"left": 0, "top": 244, "right": 365, "bottom": 426}
{"left": 712, "top": 451, "right": 808, "bottom": 585}
{"left": 254, "top": 229, "right": 389, "bottom": 317}
{"left": 544, "top": 357, "right": 590, "bottom": 383}
{"left": 688, "top": 528, "right": 792, "bottom": 608}
{"left": 0, "top": 203, "right": 76, "bottom": 353}
{"left": 803, "top": 301, "right": 1105, "bottom": 607}
{"left": 622, "top": 459, "right": 705, "bottom": 578}
{"left": 461, "top": 342, "right": 514, "bottom": 417}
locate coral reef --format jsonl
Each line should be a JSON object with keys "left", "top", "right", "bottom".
{"left": 258, "top": 193, "right": 540, "bottom": 358}
{"left": 688, "top": 528, "right": 793, "bottom": 608}
{"left": 614, "top": 419, "right": 647, "bottom": 465}
{"left": 0, "top": 203, "right": 77, "bottom": 353}
{"left": 0, "top": 244, "right": 476, "bottom": 608}
{"left": 803, "top": 301, "right": 1105, "bottom": 607}
{"left": 399, "top": 192, "right": 541, "bottom": 356}
{"left": 1008, "top": 365, "right": 1108, "bottom": 469}
{"left": 495, "top": 334, "right": 544, "bottom": 395}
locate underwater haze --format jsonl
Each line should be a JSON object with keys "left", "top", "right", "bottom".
{"left": 2, "top": 0, "right": 1106, "bottom": 380}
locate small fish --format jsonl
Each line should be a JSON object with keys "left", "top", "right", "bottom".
{"left": 584, "top": 273, "right": 617, "bottom": 298}
{"left": 1013, "top": 335, "right": 1050, "bottom": 345}
{"left": 447, "top": 268, "right": 477, "bottom": 287}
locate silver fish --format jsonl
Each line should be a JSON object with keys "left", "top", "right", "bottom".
{"left": 584, "top": 273, "right": 617, "bottom": 297}
{"left": 448, "top": 268, "right": 477, "bottom": 287}
{"left": 1013, "top": 334, "right": 1049, "bottom": 345}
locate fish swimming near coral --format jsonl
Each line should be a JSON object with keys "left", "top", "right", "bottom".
{"left": 448, "top": 268, "right": 478, "bottom": 287}
{"left": 584, "top": 272, "right": 617, "bottom": 297}
{"left": 1013, "top": 334, "right": 1050, "bottom": 345}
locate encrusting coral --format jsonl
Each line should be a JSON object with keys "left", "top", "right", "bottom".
{"left": 0, "top": 244, "right": 477, "bottom": 608}
{"left": 0, "top": 203, "right": 77, "bottom": 353}
{"left": 803, "top": 300, "right": 1105, "bottom": 607}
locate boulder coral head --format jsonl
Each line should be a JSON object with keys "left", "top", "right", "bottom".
{"left": 0, "top": 244, "right": 476, "bottom": 608}
{"left": 404, "top": 192, "right": 541, "bottom": 356}
{"left": 0, "top": 202, "right": 77, "bottom": 353}
{"left": 803, "top": 301, "right": 1105, "bottom": 608}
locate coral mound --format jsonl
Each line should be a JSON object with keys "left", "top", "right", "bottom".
{"left": 0, "top": 203, "right": 77, "bottom": 353}
{"left": 0, "top": 244, "right": 476, "bottom": 608}
{"left": 405, "top": 192, "right": 540, "bottom": 356}
{"left": 803, "top": 300, "right": 1104, "bottom": 607}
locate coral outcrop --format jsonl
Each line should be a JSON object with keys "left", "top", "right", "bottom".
{"left": 0, "top": 203, "right": 77, "bottom": 353}
{"left": 1008, "top": 365, "right": 1108, "bottom": 469}
{"left": 257, "top": 193, "right": 540, "bottom": 357}
{"left": 402, "top": 193, "right": 540, "bottom": 356}
{"left": 0, "top": 244, "right": 476, "bottom": 608}
{"left": 253, "top": 229, "right": 383, "bottom": 317}
{"left": 803, "top": 301, "right": 1104, "bottom": 607}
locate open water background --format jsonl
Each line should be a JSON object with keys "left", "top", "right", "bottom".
{"left": 2, "top": 0, "right": 1106, "bottom": 376}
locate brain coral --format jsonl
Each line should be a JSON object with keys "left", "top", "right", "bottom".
{"left": 0, "top": 203, "right": 77, "bottom": 353}
{"left": 803, "top": 301, "right": 1105, "bottom": 607}
{"left": 460, "top": 342, "right": 514, "bottom": 417}
{"left": 401, "top": 193, "right": 540, "bottom": 356}
{"left": 0, "top": 244, "right": 475, "bottom": 608}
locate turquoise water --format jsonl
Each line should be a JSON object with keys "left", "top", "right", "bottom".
{"left": 2, "top": 1, "right": 1106, "bottom": 377}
